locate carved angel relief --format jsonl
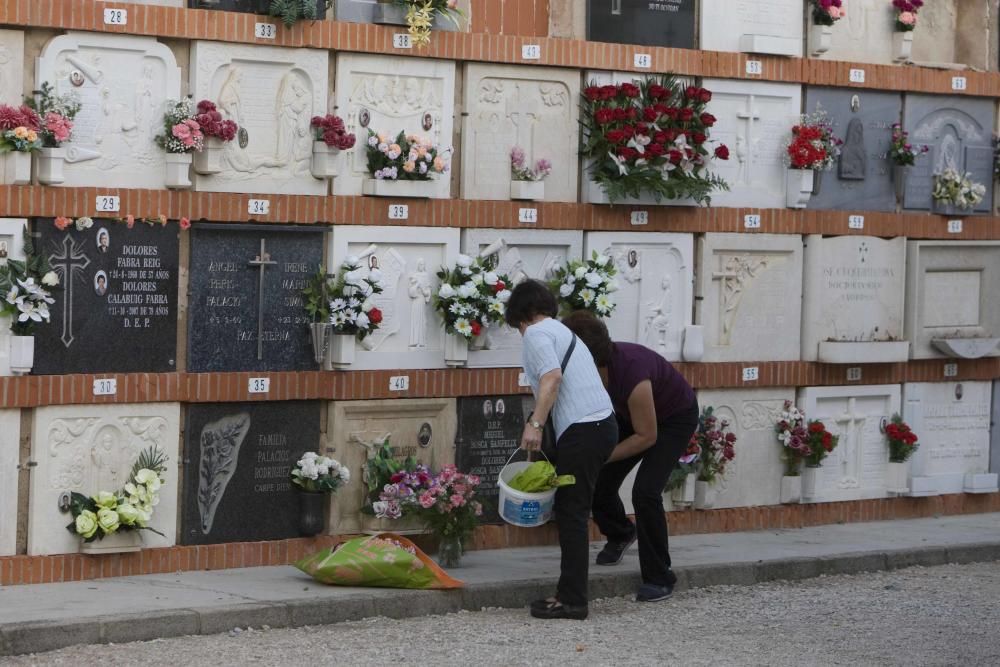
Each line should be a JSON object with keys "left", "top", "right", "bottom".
{"left": 197, "top": 413, "right": 251, "bottom": 535}
{"left": 713, "top": 253, "right": 776, "bottom": 345}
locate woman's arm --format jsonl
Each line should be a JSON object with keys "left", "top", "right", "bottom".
{"left": 607, "top": 380, "right": 658, "bottom": 462}
{"left": 520, "top": 368, "right": 561, "bottom": 451}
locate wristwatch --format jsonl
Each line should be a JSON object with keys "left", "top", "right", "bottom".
{"left": 528, "top": 419, "right": 543, "bottom": 430}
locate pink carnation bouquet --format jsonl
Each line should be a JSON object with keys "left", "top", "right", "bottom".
{"left": 25, "top": 82, "right": 81, "bottom": 148}
{"left": 414, "top": 465, "right": 483, "bottom": 551}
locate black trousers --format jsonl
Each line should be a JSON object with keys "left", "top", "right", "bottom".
{"left": 553, "top": 415, "right": 618, "bottom": 607}
{"left": 592, "top": 401, "right": 699, "bottom": 587}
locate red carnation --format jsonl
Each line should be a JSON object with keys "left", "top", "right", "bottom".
{"left": 368, "top": 308, "right": 383, "bottom": 324}
{"left": 605, "top": 129, "right": 627, "bottom": 144}
{"left": 714, "top": 145, "right": 730, "bottom": 160}
{"left": 654, "top": 131, "right": 668, "bottom": 144}
{"left": 612, "top": 108, "right": 628, "bottom": 121}
{"left": 648, "top": 84, "right": 667, "bottom": 100}
{"left": 600, "top": 85, "right": 618, "bottom": 100}
{"left": 668, "top": 149, "right": 683, "bottom": 164}
{"left": 626, "top": 107, "right": 638, "bottom": 120}
{"left": 620, "top": 83, "right": 641, "bottom": 98}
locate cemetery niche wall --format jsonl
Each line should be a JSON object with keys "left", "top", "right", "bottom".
{"left": 586, "top": 0, "right": 696, "bottom": 49}
{"left": 699, "top": 0, "right": 803, "bottom": 57}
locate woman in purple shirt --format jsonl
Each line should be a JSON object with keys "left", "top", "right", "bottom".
{"left": 562, "top": 311, "right": 698, "bottom": 603}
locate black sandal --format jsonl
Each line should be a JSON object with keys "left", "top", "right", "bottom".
{"left": 529, "top": 598, "right": 588, "bottom": 620}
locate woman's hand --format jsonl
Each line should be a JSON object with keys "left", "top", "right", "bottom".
{"left": 521, "top": 422, "right": 543, "bottom": 451}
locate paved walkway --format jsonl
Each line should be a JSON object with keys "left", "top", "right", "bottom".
{"left": 1, "top": 513, "right": 998, "bottom": 656}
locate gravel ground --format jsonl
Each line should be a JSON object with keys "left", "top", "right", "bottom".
{"left": 6, "top": 561, "right": 1000, "bottom": 667}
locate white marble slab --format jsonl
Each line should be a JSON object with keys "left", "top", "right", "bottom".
{"left": 0, "top": 29, "right": 24, "bottom": 106}
{"left": 700, "top": 0, "right": 803, "bottom": 56}
{"left": 0, "top": 409, "right": 20, "bottom": 556}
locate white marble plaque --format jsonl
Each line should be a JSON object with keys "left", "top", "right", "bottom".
{"left": 911, "top": 1, "right": 958, "bottom": 65}
{"left": 797, "top": 384, "right": 901, "bottom": 502}
{"left": 0, "top": 409, "right": 20, "bottom": 556}
{"left": 190, "top": 42, "right": 329, "bottom": 196}
{"left": 904, "top": 381, "right": 995, "bottom": 496}
{"left": 0, "top": 30, "right": 24, "bottom": 106}
{"left": 817, "top": 0, "right": 896, "bottom": 64}
{"left": 696, "top": 233, "right": 803, "bottom": 362}
{"left": 462, "top": 64, "right": 580, "bottom": 202}
{"left": 333, "top": 54, "right": 455, "bottom": 199}
{"left": 35, "top": 33, "right": 181, "bottom": 189}
{"left": 702, "top": 79, "right": 802, "bottom": 209}
{"left": 462, "top": 229, "right": 583, "bottom": 368}
{"left": 583, "top": 232, "right": 694, "bottom": 362}
{"left": 905, "top": 241, "right": 1000, "bottom": 359}
{"left": 27, "top": 403, "right": 181, "bottom": 555}
{"left": 329, "top": 226, "right": 460, "bottom": 369}
{"left": 801, "top": 235, "right": 908, "bottom": 362}
{"left": 0, "top": 219, "right": 28, "bottom": 377}
{"left": 699, "top": 0, "right": 803, "bottom": 56}
{"left": 327, "top": 398, "right": 456, "bottom": 534}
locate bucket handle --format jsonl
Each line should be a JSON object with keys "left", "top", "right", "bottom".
{"left": 504, "top": 446, "right": 551, "bottom": 469}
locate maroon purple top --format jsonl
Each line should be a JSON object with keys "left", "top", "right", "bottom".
{"left": 607, "top": 342, "right": 695, "bottom": 425}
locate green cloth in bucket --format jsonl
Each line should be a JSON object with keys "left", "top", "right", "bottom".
{"left": 295, "top": 533, "right": 464, "bottom": 590}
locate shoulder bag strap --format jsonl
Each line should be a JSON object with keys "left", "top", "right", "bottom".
{"left": 560, "top": 334, "right": 577, "bottom": 373}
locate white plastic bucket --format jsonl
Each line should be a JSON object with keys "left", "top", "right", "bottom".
{"left": 497, "top": 460, "right": 557, "bottom": 528}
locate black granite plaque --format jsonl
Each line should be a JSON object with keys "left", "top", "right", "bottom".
{"left": 188, "top": 0, "right": 327, "bottom": 17}
{"left": 455, "top": 395, "right": 533, "bottom": 524}
{"left": 188, "top": 224, "right": 324, "bottom": 373}
{"left": 181, "top": 401, "right": 321, "bottom": 545}
{"left": 588, "top": 0, "right": 695, "bottom": 49}
{"left": 32, "top": 219, "right": 179, "bottom": 374}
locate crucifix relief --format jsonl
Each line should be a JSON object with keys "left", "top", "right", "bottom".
{"left": 49, "top": 235, "right": 91, "bottom": 347}
{"left": 734, "top": 96, "right": 762, "bottom": 187}
{"left": 248, "top": 238, "right": 277, "bottom": 361}
{"left": 507, "top": 85, "right": 542, "bottom": 161}
{"left": 712, "top": 254, "right": 772, "bottom": 346}
{"left": 833, "top": 397, "right": 867, "bottom": 490}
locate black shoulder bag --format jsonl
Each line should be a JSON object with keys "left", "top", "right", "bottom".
{"left": 530, "top": 334, "right": 576, "bottom": 463}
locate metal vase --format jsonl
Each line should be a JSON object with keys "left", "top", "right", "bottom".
{"left": 811, "top": 169, "right": 824, "bottom": 196}
{"left": 310, "top": 322, "right": 331, "bottom": 365}
{"left": 298, "top": 491, "right": 327, "bottom": 537}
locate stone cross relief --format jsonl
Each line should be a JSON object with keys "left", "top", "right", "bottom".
{"left": 713, "top": 253, "right": 773, "bottom": 346}
{"left": 733, "top": 96, "right": 762, "bottom": 187}
{"left": 48, "top": 235, "right": 91, "bottom": 348}
{"left": 247, "top": 238, "right": 277, "bottom": 361}
{"left": 832, "top": 397, "right": 868, "bottom": 490}
{"left": 506, "top": 84, "right": 542, "bottom": 162}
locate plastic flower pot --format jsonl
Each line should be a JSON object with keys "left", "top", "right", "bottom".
{"left": 8, "top": 335, "right": 34, "bottom": 375}
{"left": 886, "top": 461, "right": 910, "bottom": 495}
{"left": 80, "top": 530, "right": 142, "bottom": 555}
{"left": 297, "top": 490, "right": 328, "bottom": 537}
{"left": 693, "top": 480, "right": 716, "bottom": 509}
{"left": 509, "top": 179, "right": 545, "bottom": 201}
{"left": 801, "top": 464, "right": 821, "bottom": 501}
{"left": 444, "top": 333, "right": 469, "bottom": 367}
{"left": 193, "top": 137, "right": 225, "bottom": 175}
{"left": 36, "top": 147, "right": 66, "bottom": 185}
{"left": 670, "top": 473, "right": 696, "bottom": 507}
{"left": 1, "top": 151, "right": 32, "bottom": 185}
{"left": 893, "top": 31, "right": 914, "bottom": 62}
{"left": 785, "top": 169, "right": 814, "bottom": 209}
{"left": 164, "top": 152, "right": 193, "bottom": 190}
{"left": 809, "top": 24, "right": 833, "bottom": 56}
{"left": 780, "top": 475, "right": 802, "bottom": 504}
{"left": 328, "top": 332, "right": 356, "bottom": 370}
{"left": 311, "top": 141, "right": 344, "bottom": 180}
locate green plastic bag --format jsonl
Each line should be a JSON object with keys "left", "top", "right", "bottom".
{"left": 295, "top": 533, "right": 464, "bottom": 590}
{"left": 507, "top": 461, "right": 576, "bottom": 493}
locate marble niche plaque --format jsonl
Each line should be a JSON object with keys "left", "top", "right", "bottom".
{"left": 815, "top": 0, "right": 896, "bottom": 65}
{"left": 0, "top": 219, "right": 28, "bottom": 377}
{"left": 455, "top": 394, "right": 532, "bottom": 524}
{"left": 327, "top": 398, "right": 457, "bottom": 534}
{"left": 189, "top": 0, "right": 324, "bottom": 14}
{"left": 181, "top": 401, "right": 321, "bottom": 545}
{"left": 583, "top": 232, "right": 694, "bottom": 362}
{"left": 903, "top": 381, "right": 997, "bottom": 496}
{"left": 189, "top": 42, "right": 329, "bottom": 196}
{"left": 328, "top": 226, "right": 460, "bottom": 370}
{"left": 462, "top": 63, "right": 580, "bottom": 203}
{"left": 805, "top": 88, "right": 901, "bottom": 213}
{"left": 27, "top": 402, "right": 181, "bottom": 555}
{"left": 188, "top": 224, "right": 325, "bottom": 373}
{"left": 905, "top": 241, "right": 1000, "bottom": 360}
{"left": 35, "top": 33, "right": 181, "bottom": 189}
{"left": 796, "top": 384, "right": 901, "bottom": 503}
{"left": 910, "top": 0, "right": 960, "bottom": 65}
{"left": 801, "top": 235, "right": 908, "bottom": 364}
{"left": 0, "top": 29, "right": 24, "bottom": 106}
{"left": 702, "top": 79, "right": 802, "bottom": 209}
{"left": 0, "top": 409, "right": 20, "bottom": 556}
{"left": 699, "top": 0, "right": 802, "bottom": 57}
{"left": 587, "top": 0, "right": 696, "bottom": 49}
{"left": 462, "top": 229, "right": 583, "bottom": 368}
{"left": 903, "top": 95, "right": 994, "bottom": 214}
{"left": 32, "top": 219, "right": 179, "bottom": 375}
{"left": 333, "top": 54, "right": 456, "bottom": 199}
{"left": 695, "top": 233, "right": 803, "bottom": 363}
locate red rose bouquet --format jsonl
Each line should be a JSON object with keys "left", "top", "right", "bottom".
{"left": 885, "top": 413, "right": 919, "bottom": 463}
{"left": 803, "top": 420, "right": 839, "bottom": 467}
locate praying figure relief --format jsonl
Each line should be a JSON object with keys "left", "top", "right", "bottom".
{"left": 644, "top": 275, "right": 673, "bottom": 354}
{"left": 408, "top": 259, "right": 431, "bottom": 348}
{"left": 274, "top": 71, "right": 311, "bottom": 169}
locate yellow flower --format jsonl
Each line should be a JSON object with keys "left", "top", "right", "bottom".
{"left": 405, "top": 1, "right": 434, "bottom": 48}
{"left": 26, "top": 130, "right": 37, "bottom": 143}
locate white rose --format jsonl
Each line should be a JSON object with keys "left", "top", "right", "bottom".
{"left": 438, "top": 283, "right": 456, "bottom": 299}
{"left": 456, "top": 254, "right": 473, "bottom": 268}
{"left": 345, "top": 255, "right": 360, "bottom": 267}
{"left": 355, "top": 312, "right": 370, "bottom": 329}
{"left": 559, "top": 283, "right": 574, "bottom": 298}
{"left": 574, "top": 267, "right": 587, "bottom": 279}
{"left": 497, "top": 289, "right": 512, "bottom": 303}
{"left": 458, "top": 283, "right": 478, "bottom": 299}
{"left": 584, "top": 272, "right": 602, "bottom": 288}
{"left": 471, "top": 273, "right": 484, "bottom": 286}
{"left": 362, "top": 299, "right": 374, "bottom": 313}
{"left": 595, "top": 254, "right": 611, "bottom": 267}
{"left": 368, "top": 268, "right": 383, "bottom": 283}
{"left": 41, "top": 271, "right": 59, "bottom": 287}
{"left": 605, "top": 280, "right": 620, "bottom": 293}
{"left": 484, "top": 272, "right": 499, "bottom": 286}
{"left": 344, "top": 269, "right": 364, "bottom": 286}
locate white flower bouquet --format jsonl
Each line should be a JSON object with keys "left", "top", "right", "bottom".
{"left": 549, "top": 251, "right": 619, "bottom": 317}
{"left": 327, "top": 256, "right": 385, "bottom": 340}
{"left": 291, "top": 452, "right": 351, "bottom": 494}
{"left": 931, "top": 168, "right": 986, "bottom": 210}
{"left": 433, "top": 254, "right": 512, "bottom": 339}
{"left": 0, "top": 223, "right": 57, "bottom": 335}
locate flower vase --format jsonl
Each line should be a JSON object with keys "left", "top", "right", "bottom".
{"left": 892, "top": 31, "right": 914, "bottom": 62}
{"left": 193, "top": 137, "right": 225, "bottom": 175}
{"left": 682, "top": 325, "right": 704, "bottom": 362}
{"left": 693, "top": 480, "right": 716, "bottom": 509}
{"left": 372, "top": 0, "right": 409, "bottom": 25}
{"left": 1, "top": 151, "right": 31, "bottom": 185}
{"left": 311, "top": 142, "right": 343, "bottom": 180}
{"left": 297, "top": 490, "right": 328, "bottom": 537}
{"left": 444, "top": 334, "right": 469, "bottom": 367}
{"left": 811, "top": 169, "right": 824, "bottom": 196}
{"left": 310, "top": 322, "right": 330, "bottom": 365}
{"left": 670, "top": 473, "right": 696, "bottom": 507}
{"left": 785, "top": 169, "right": 814, "bottom": 209}
{"left": 780, "top": 475, "right": 802, "bottom": 504}
{"left": 436, "top": 534, "right": 463, "bottom": 569}
{"left": 809, "top": 24, "right": 833, "bottom": 56}
{"left": 801, "top": 465, "right": 821, "bottom": 501}
{"left": 886, "top": 461, "right": 909, "bottom": 495}
{"left": 932, "top": 200, "right": 963, "bottom": 216}
{"left": 164, "top": 152, "right": 193, "bottom": 190}
{"left": 8, "top": 335, "right": 34, "bottom": 375}
{"left": 327, "top": 332, "right": 356, "bottom": 370}
{"left": 892, "top": 164, "right": 909, "bottom": 203}
{"left": 509, "top": 180, "right": 545, "bottom": 201}
{"left": 80, "top": 530, "right": 142, "bottom": 555}
{"left": 36, "top": 147, "right": 66, "bottom": 185}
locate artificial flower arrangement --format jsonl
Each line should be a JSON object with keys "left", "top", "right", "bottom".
{"left": 366, "top": 129, "right": 450, "bottom": 181}
{"left": 0, "top": 224, "right": 57, "bottom": 335}
{"left": 785, "top": 109, "right": 843, "bottom": 171}
{"left": 510, "top": 145, "right": 551, "bottom": 182}
{"left": 889, "top": 123, "right": 929, "bottom": 166}
{"left": 25, "top": 82, "right": 80, "bottom": 148}
{"left": 692, "top": 406, "right": 736, "bottom": 485}
{"left": 885, "top": 414, "right": 920, "bottom": 463}
{"left": 665, "top": 437, "right": 701, "bottom": 491}
{"left": 0, "top": 104, "right": 41, "bottom": 154}
{"left": 54, "top": 215, "right": 192, "bottom": 231}
{"left": 548, "top": 251, "right": 618, "bottom": 318}
{"left": 364, "top": 438, "right": 432, "bottom": 521}
{"left": 326, "top": 255, "right": 385, "bottom": 340}
{"left": 811, "top": 0, "right": 845, "bottom": 25}
{"left": 580, "top": 75, "right": 730, "bottom": 204}
{"left": 291, "top": 451, "right": 351, "bottom": 492}
{"left": 155, "top": 98, "right": 204, "bottom": 154}
{"left": 803, "top": 419, "right": 839, "bottom": 467}
{"left": 892, "top": 0, "right": 923, "bottom": 31}
{"left": 775, "top": 400, "right": 809, "bottom": 475}
{"left": 387, "top": 0, "right": 463, "bottom": 48}
{"left": 194, "top": 100, "right": 238, "bottom": 144}
{"left": 433, "top": 254, "right": 512, "bottom": 340}
{"left": 311, "top": 114, "right": 356, "bottom": 150}
{"left": 932, "top": 169, "right": 987, "bottom": 210}
{"left": 65, "top": 446, "right": 168, "bottom": 543}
